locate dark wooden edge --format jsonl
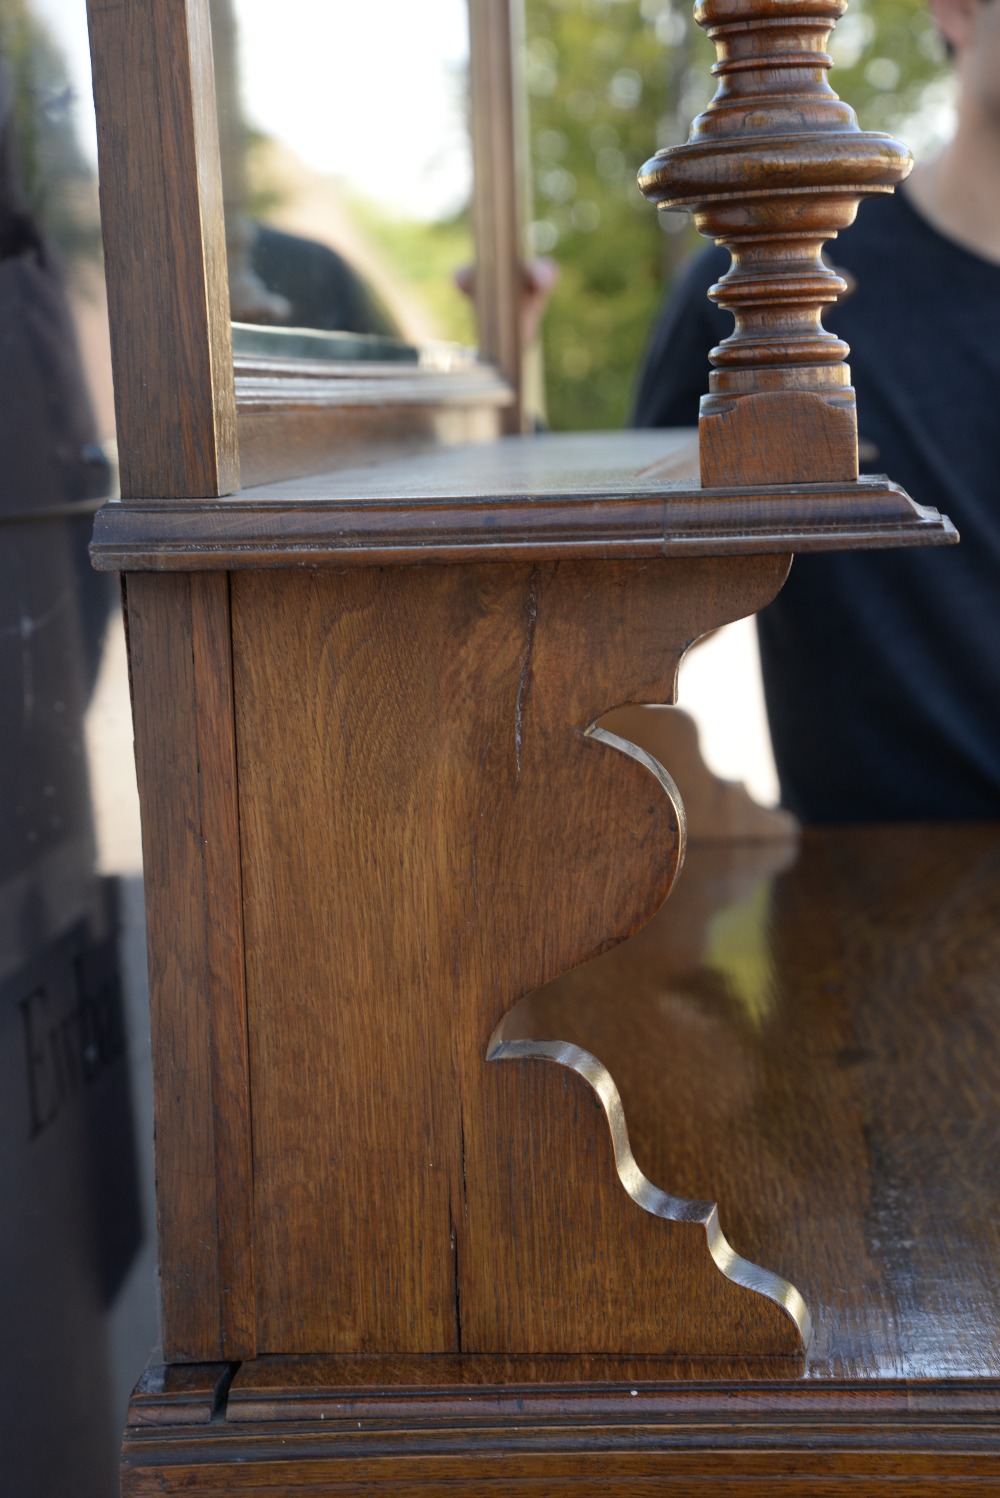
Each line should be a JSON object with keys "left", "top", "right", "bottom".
{"left": 127, "top": 1363, "right": 234, "bottom": 1427}
{"left": 128, "top": 573, "right": 222, "bottom": 1358}
{"left": 121, "top": 1360, "right": 1000, "bottom": 1492}
{"left": 127, "top": 574, "right": 255, "bottom": 1360}
{"left": 86, "top": 0, "right": 238, "bottom": 498}
{"left": 190, "top": 575, "right": 256, "bottom": 1358}
{"left": 233, "top": 360, "right": 516, "bottom": 486}
{"left": 233, "top": 358, "right": 514, "bottom": 409}
{"left": 92, "top": 475, "right": 956, "bottom": 571}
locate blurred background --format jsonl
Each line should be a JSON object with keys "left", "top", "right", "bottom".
{"left": 0, "top": 0, "right": 953, "bottom": 1492}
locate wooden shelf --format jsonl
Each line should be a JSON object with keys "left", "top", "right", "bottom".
{"left": 91, "top": 430, "right": 956, "bottom": 571}
{"left": 502, "top": 822, "right": 1000, "bottom": 1382}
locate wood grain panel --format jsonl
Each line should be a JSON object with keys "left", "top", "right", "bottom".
{"left": 87, "top": 0, "right": 238, "bottom": 497}
{"left": 231, "top": 555, "right": 790, "bottom": 1356}
{"left": 449, "top": 556, "right": 798, "bottom": 1353}
{"left": 127, "top": 573, "right": 252, "bottom": 1359}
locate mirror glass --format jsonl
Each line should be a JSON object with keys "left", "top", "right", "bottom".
{"left": 213, "top": 0, "right": 477, "bottom": 360}
{"left": 1, "top": 0, "right": 115, "bottom": 443}
{"left": 0, "top": 11, "right": 157, "bottom": 1493}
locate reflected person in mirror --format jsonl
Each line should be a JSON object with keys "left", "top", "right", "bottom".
{"left": 634, "top": 0, "right": 1000, "bottom": 823}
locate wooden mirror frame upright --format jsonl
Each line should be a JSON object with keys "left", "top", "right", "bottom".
{"left": 85, "top": 0, "right": 529, "bottom": 501}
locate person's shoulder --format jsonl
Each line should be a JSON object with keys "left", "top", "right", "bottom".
{"left": 672, "top": 240, "right": 731, "bottom": 298}
{"left": 632, "top": 242, "right": 730, "bottom": 428}
{"left": 832, "top": 187, "right": 996, "bottom": 275}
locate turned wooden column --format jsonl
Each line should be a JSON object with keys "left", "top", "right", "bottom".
{"left": 639, "top": 0, "right": 911, "bottom": 486}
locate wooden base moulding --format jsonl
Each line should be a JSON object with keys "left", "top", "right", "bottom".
{"left": 121, "top": 1357, "right": 1000, "bottom": 1496}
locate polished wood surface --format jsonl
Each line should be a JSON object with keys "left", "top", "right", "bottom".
{"left": 89, "top": 430, "right": 955, "bottom": 571}
{"left": 87, "top": 0, "right": 239, "bottom": 498}
{"left": 120, "top": 823, "right": 1000, "bottom": 1492}
{"left": 86, "top": 1, "right": 983, "bottom": 1493}
{"left": 638, "top": 0, "right": 911, "bottom": 488}
{"left": 230, "top": 554, "right": 796, "bottom": 1359}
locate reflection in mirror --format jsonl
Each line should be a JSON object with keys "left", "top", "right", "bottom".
{"left": 522, "top": 0, "right": 712, "bottom": 433}
{"left": 523, "top": 0, "right": 952, "bottom": 434}
{"left": 212, "top": 0, "right": 477, "bottom": 358}
{"left": 0, "top": 4, "right": 157, "bottom": 1496}
{"left": 0, "top": 0, "right": 114, "bottom": 448}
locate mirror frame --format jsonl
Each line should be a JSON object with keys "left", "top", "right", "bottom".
{"left": 85, "top": 0, "right": 528, "bottom": 498}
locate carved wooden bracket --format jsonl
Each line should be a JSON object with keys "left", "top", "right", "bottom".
{"left": 134, "top": 554, "right": 805, "bottom": 1362}
{"left": 638, "top": 0, "right": 911, "bottom": 486}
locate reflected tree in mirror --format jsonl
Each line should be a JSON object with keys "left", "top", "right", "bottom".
{"left": 209, "top": 0, "right": 478, "bottom": 360}
{"left": 524, "top": 0, "right": 951, "bottom": 431}
{"left": 0, "top": 0, "right": 101, "bottom": 272}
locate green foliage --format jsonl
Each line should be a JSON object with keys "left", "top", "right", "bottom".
{"left": 525, "top": 0, "right": 951, "bottom": 430}
{"left": 0, "top": 0, "right": 102, "bottom": 272}
{"left": 344, "top": 193, "right": 477, "bottom": 346}
{"left": 828, "top": 0, "right": 950, "bottom": 139}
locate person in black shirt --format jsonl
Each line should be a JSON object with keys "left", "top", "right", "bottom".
{"left": 634, "top": 0, "right": 1000, "bottom": 822}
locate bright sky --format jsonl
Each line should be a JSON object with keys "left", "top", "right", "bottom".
{"left": 233, "top": 0, "right": 472, "bottom": 220}
{"left": 32, "top": 0, "right": 98, "bottom": 161}
{"left": 29, "top": 0, "right": 954, "bottom": 219}
{"left": 30, "top": 0, "right": 473, "bottom": 220}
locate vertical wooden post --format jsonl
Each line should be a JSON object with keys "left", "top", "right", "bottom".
{"left": 126, "top": 573, "right": 254, "bottom": 1360}
{"left": 468, "top": 0, "right": 531, "bottom": 433}
{"left": 87, "top": 0, "right": 239, "bottom": 497}
{"left": 638, "top": 0, "right": 911, "bottom": 487}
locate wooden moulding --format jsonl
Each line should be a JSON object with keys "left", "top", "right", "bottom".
{"left": 90, "top": 431, "right": 956, "bottom": 572}
{"left": 121, "top": 1358, "right": 1000, "bottom": 1495}
{"left": 121, "top": 817, "right": 1000, "bottom": 1486}
{"left": 233, "top": 357, "right": 513, "bottom": 413}
{"left": 233, "top": 357, "right": 513, "bottom": 487}
{"left": 126, "top": 1363, "right": 233, "bottom": 1429}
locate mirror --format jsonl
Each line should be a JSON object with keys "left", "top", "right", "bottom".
{"left": 212, "top": 0, "right": 478, "bottom": 361}
{"left": 0, "top": 0, "right": 115, "bottom": 443}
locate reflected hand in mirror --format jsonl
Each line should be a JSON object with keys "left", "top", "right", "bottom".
{"left": 454, "top": 256, "right": 560, "bottom": 350}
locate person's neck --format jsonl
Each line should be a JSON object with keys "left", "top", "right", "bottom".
{"left": 905, "top": 103, "right": 1000, "bottom": 266}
